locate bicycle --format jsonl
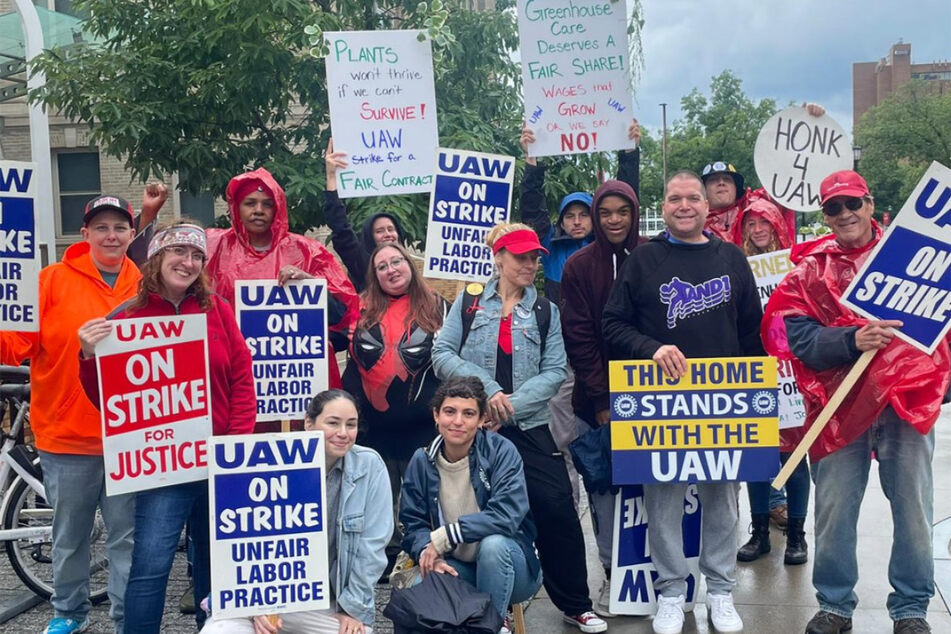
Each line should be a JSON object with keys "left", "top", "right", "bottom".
{"left": 0, "top": 365, "right": 108, "bottom": 603}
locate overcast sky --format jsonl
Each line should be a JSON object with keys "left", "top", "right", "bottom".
{"left": 630, "top": 0, "right": 951, "bottom": 139}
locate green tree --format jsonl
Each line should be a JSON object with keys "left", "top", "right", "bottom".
{"left": 637, "top": 71, "right": 778, "bottom": 211}
{"left": 31, "top": 0, "right": 644, "bottom": 245}
{"left": 854, "top": 79, "right": 951, "bottom": 213}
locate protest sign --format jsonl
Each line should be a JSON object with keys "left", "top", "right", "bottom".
{"left": 517, "top": 0, "right": 636, "bottom": 158}
{"left": 609, "top": 357, "right": 780, "bottom": 484}
{"left": 754, "top": 106, "right": 852, "bottom": 211}
{"left": 324, "top": 30, "right": 438, "bottom": 198}
{"left": 96, "top": 315, "right": 211, "bottom": 495}
{"left": 209, "top": 432, "right": 329, "bottom": 619}
{"left": 235, "top": 280, "right": 329, "bottom": 421}
{"left": 0, "top": 161, "right": 40, "bottom": 332}
{"left": 609, "top": 484, "right": 701, "bottom": 615}
{"left": 423, "top": 149, "right": 515, "bottom": 282}
{"left": 748, "top": 249, "right": 806, "bottom": 429}
{"left": 842, "top": 161, "right": 951, "bottom": 354}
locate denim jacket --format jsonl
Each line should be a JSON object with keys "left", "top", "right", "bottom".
{"left": 335, "top": 445, "right": 394, "bottom": 626}
{"left": 432, "top": 278, "right": 568, "bottom": 430}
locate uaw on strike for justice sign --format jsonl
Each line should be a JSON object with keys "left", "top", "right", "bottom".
{"left": 609, "top": 484, "right": 701, "bottom": 615}
{"left": 609, "top": 357, "right": 780, "bottom": 484}
{"left": 324, "top": 29, "right": 438, "bottom": 198}
{"left": 209, "top": 432, "right": 329, "bottom": 619}
{"left": 842, "top": 161, "right": 951, "bottom": 355}
{"left": 748, "top": 249, "right": 806, "bottom": 429}
{"left": 235, "top": 280, "right": 329, "bottom": 421}
{"left": 424, "top": 149, "right": 515, "bottom": 282}
{"left": 0, "top": 160, "right": 40, "bottom": 331}
{"left": 96, "top": 315, "right": 211, "bottom": 495}
{"left": 517, "top": 0, "right": 636, "bottom": 157}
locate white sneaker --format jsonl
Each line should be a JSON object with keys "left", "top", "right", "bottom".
{"left": 706, "top": 593, "right": 743, "bottom": 632}
{"left": 652, "top": 594, "right": 685, "bottom": 634}
{"left": 594, "top": 578, "right": 617, "bottom": 618}
{"left": 499, "top": 614, "right": 512, "bottom": 634}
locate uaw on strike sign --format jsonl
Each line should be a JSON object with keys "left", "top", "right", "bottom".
{"left": 610, "top": 357, "right": 779, "bottom": 484}
{"left": 96, "top": 315, "right": 211, "bottom": 495}
{"left": 235, "top": 280, "right": 329, "bottom": 422}
{"left": 842, "top": 161, "right": 951, "bottom": 354}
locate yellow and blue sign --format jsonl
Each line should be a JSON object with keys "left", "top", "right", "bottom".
{"left": 609, "top": 357, "right": 780, "bottom": 484}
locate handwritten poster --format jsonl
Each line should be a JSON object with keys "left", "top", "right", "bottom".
{"left": 517, "top": 0, "right": 636, "bottom": 157}
{"left": 325, "top": 30, "right": 439, "bottom": 198}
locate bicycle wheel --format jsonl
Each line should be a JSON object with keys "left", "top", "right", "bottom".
{"left": 2, "top": 475, "right": 110, "bottom": 604}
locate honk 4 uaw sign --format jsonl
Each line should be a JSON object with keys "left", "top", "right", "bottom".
{"left": 609, "top": 357, "right": 780, "bottom": 484}
{"left": 842, "top": 161, "right": 951, "bottom": 355}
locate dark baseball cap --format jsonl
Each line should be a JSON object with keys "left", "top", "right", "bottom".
{"left": 83, "top": 195, "right": 135, "bottom": 226}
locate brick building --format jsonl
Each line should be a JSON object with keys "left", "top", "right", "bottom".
{"left": 853, "top": 40, "right": 951, "bottom": 127}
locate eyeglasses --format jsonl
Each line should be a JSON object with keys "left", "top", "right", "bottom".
{"left": 167, "top": 246, "right": 206, "bottom": 263}
{"left": 702, "top": 162, "right": 734, "bottom": 176}
{"left": 375, "top": 256, "right": 407, "bottom": 273}
{"left": 822, "top": 197, "right": 865, "bottom": 217}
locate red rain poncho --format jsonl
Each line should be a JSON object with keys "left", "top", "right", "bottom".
{"left": 761, "top": 222, "right": 951, "bottom": 459}
{"left": 733, "top": 188, "right": 796, "bottom": 248}
{"left": 733, "top": 197, "right": 793, "bottom": 251}
{"left": 205, "top": 167, "right": 360, "bottom": 387}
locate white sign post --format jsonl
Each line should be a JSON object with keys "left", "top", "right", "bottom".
{"left": 423, "top": 149, "right": 515, "bottom": 282}
{"left": 209, "top": 432, "right": 329, "bottom": 619}
{"left": 0, "top": 160, "right": 40, "bottom": 331}
{"left": 754, "top": 106, "right": 853, "bottom": 211}
{"left": 235, "top": 280, "right": 329, "bottom": 422}
{"left": 325, "top": 30, "right": 439, "bottom": 198}
{"left": 748, "top": 249, "right": 806, "bottom": 429}
{"left": 517, "top": 0, "right": 636, "bottom": 158}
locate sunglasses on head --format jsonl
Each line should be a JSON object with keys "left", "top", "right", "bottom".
{"left": 822, "top": 197, "right": 865, "bottom": 216}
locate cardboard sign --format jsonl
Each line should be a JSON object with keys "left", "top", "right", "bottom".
{"left": 235, "top": 280, "right": 329, "bottom": 421}
{"left": 209, "top": 432, "right": 329, "bottom": 619}
{"left": 753, "top": 106, "right": 852, "bottom": 211}
{"left": 842, "top": 161, "right": 951, "bottom": 354}
{"left": 0, "top": 161, "right": 40, "bottom": 331}
{"left": 324, "top": 30, "right": 439, "bottom": 198}
{"left": 609, "top": 485, "right": 701, "bottom": 615}
{"left": 609, "top": 357, "right": 780, "bottom": 484}
{"left": 96, "top": 315, "right": 212, "bottom": 495}
{"left": 748, "top": 249, "right": 806, "bottom": 429}
{"left": 423, "top": 149, "right": 515, "bottom": 282}
{"left": 517, "top": 0, "right": 636, "bottom": 157}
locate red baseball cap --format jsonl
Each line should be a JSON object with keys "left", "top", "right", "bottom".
{"left": 819, "top": 170, "right": 870, "bottom": 206}
{"left": 491, "top": 229, "right": 549, "bottom": 255}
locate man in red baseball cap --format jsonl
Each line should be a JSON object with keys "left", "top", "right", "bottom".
{"left": 761, "top": 169, "right": 950, "bottom": 634}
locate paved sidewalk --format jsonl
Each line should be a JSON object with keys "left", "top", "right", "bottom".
{"left": 3, "top": 405, "right": 950, "bottom": 632}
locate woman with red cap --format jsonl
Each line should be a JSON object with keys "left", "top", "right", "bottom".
{"left": 432, "top": 223, "right": 606, "bottom": 633}
{"left": 205, "top": 167, "right": 359, "bottom": 399}
{"left": 733, "top": 197, "right": 810, "bottom": 568}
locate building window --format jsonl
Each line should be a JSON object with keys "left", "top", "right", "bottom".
{"left": 179, "top": 190, "right": 217, "bottom": 227}
{"left": 54, "top": 151, "right": 100, "bottom": 235}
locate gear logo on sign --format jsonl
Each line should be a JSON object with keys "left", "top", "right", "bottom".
{"left": 613, "top": 394, "right": 638, "bottom": 419}
{"left": 751, "top": 391, "right": 777, "bottom": 415}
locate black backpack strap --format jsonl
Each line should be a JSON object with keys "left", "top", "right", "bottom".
{"left": 533, "top": 296, "right": 552, "bottom": 358}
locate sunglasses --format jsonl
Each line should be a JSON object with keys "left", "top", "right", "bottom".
{"left": 822, "top": 197, "right": 865, "bottom": 216}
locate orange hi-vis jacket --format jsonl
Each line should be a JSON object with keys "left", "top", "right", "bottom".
{"left": 0, "top": 242, "right": 141, "bottom": 455}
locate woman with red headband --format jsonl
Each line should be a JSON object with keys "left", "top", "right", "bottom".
{"left": 432, "top": 223, "right": 606, "bottom": 633}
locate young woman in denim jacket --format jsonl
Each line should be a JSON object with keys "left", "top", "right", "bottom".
{"left": 432, "top": 223, "right": 606, "bottom": 633}
{"left": 202, "top": 390, "right": 393, "bottom": 634}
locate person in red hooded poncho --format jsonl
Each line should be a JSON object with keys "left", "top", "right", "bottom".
{"left": 205, "top": 168, "right": 360, "bottom": 411}
{"left": 761, "top": 170, "right": 950, "bottom": 634}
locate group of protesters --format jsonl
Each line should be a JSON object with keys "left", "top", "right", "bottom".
{"left": 0, "top": 102, "right": 948, "bottom": 634}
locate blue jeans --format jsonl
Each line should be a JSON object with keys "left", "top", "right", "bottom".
{"left": 426, "top": 535, "right": 542, "bottom": 619}
{"left": 748, "top": 452, "right": 810, "bottom": 518}
{"left": 811, "top": 407, "right": 934, "bottom": 620}
{"left": 124, "top": 480, "right": 211, "bottom": 633}
{"left": 39, "top": 451, "right": 134, "bottom": 630}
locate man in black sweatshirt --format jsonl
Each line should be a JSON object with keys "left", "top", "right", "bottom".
{"left": 602, "top": 171, "right": 763, "bottom": 634}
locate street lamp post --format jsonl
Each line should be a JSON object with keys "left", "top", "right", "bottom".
{"left": 660, "top": 102, "right": 668, "bottom": 185}
{"left": 852, "top": 145, "right": 863, "bottom": 171}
